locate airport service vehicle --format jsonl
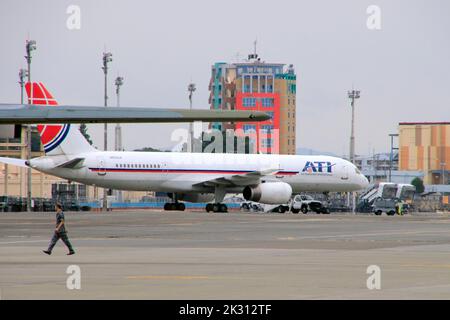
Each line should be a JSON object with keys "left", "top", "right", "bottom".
{"left": 0, "top": 196, "right": 6, "bottom": 212}
{"left": 240, "top": 201, "right": 289, "bottom": 213}
{"left": 240, "top": 201, "right": 265, "bottom": 213}
{"left": 372, "top": 198, "right": 397, "bottom": 216}
{"left": 396, "top": 184, "right": 416, "bottom": 201}
{"left": 356, "top": 182, "right": 398, "bottom": 213}
{"left": 290, "top": 194, "right": 329, "bottom": 214}
{"left": 395, "top": 183, "right": 416, "bottom": 213}
{"left": 0, "top": 82, "right": 369, "bottom": 213}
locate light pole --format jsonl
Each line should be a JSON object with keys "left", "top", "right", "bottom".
{"left": 347, "top": 89, "right": 360, "bottom": 163}
{"left": 347, "top": 89, "right": 360, "bottom": 214}
{"left": 102, "top": 52, "right": 112, "bottom": 211}
{"left": 114, "top": 76, "right": 124, "bottom": 203}
{"left": 114, "top": 76, "right": 124, "bottom": 152}
{"left": 25, "top": 40, "right": 36, "bottom": 212}
{"left": 15, "top": 69, "right": 28, "bottom": 199}
{"left": 188, "top": 82, "right": 196, "bottom": 152}
{"left": 19, "top": 69, "right": 28, "bottom": 105}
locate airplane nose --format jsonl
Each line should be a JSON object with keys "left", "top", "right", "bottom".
{"left": 360, "top": 175, "right": 369, "bottom": 189}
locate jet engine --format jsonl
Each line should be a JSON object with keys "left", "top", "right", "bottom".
{"left": 243, "top": 182, "right": 292, "bottom": 204}
{"left": 168, "top": 193, "right": 215, "bottom": 203}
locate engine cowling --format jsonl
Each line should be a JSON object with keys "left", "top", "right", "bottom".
{"left": 243, "top": 182, "right": 292, "bottom": 204}
{"left": 168, "top": 193, "right": 215, "bottom": 203}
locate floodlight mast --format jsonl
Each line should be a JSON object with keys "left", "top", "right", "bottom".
{"left": 10, "top": 68, "right": 29, "bottom": 199}
{"left": 25, "top": 40, "right": 36, "bottom": 212}
{"left": 114, "top": 76, "right": 124, "bottom": 203}
{"left": 347, "top": 89, "right": 360, "bottom": 164}
{"left": 102, "top": 52, "right": 112, "bottom": 212}
{"left": 188, "top": 82, "right": 196, "bottom": 152}
{"left": 347, "top": 89, "right": 360, "bottom": 214}
{"left": 114, "top": 76, "right": 124, "bottom": 152}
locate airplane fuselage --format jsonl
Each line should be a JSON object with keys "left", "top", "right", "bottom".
{"left": 30, "top": 151, "right": 368, "bottom": 194}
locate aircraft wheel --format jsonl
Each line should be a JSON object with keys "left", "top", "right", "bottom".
{"left": 219, "top": 203, "right": 228, "bottom": 213}
{"left": 374, "top": 210, "right": 382, "bottom": 216}
{"left": 177, "top": 203, "right": 186, "bottom": 211}
{"left": 291, "top": 209, "right": 300, "bottom": 214}
{"left": 301, "top": 205, "right": 308, "bottom": 214}
{"left": 164, "top": 203, "right": 170, "bottom": 211}
{"left": 205, "top": 203, "right": 213, "bottom": 212}
{"left": 277, "top": 206, "right": 286, "bottom": 213}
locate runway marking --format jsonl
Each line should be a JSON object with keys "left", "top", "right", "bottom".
{"left": 0, "top": 238, "right": 113, "bottom": 245}
{"left": 126, "top": 275, "right": 210, "bottom": 280}
{"left": 400, "top": 264, "right": 450, "bottom": 269}
{"left": 293, "top": 229, "right": 450, "bottom": 240}
{"left": 0, "top": 222, "right": 50, "bottom": 225}
{"left": 277, "top": 237, "right": 297, "bottom": 240}
{"left": 0, "top": 240, "right": 49, "bottom": 244}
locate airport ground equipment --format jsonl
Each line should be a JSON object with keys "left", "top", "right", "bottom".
{"left": 356, "top": 182, "right": 398, "bottom": 212}
{"left": 290, "top": 194, "right": 329, "bottom": 214}
{"left": 372, "top": 198, "right": 397, "bottom": 216}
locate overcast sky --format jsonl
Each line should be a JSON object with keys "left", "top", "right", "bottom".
{"left": 1, "top": 0, "right": 449, "bottom": 156}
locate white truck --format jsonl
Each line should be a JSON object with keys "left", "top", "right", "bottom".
{"left": 290, "top": 194, "right": 330, "bottom": 214}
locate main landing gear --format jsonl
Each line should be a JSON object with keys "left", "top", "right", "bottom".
{"left": 205, "top": 203, "right": 228, "bottom": 213}
{"left": 163, "top": 202, "right": 186, "bottom": 211}
{"left": 205, "top": 186, "right": 228, "bottom": 213}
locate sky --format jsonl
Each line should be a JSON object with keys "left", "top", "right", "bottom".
{"left": 0, "top": 0, "right": 449, "bottom": 157}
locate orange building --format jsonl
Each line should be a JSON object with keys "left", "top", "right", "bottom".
{"left": 399, "top": 122, "right": 450, "bottom": 184}
{"left": 208, "top": 54, "right": 296, "bottom": 154}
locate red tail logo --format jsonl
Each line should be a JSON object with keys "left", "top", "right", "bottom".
{"left": 25, "top": 82, "right": 70, "bottom": 153}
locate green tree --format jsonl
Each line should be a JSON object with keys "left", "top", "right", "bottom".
{"left": 79, "top": 123, "right": 93, "bottom": 145}
{"left": 411, "top": 177, "right": 425, "bottom": 194}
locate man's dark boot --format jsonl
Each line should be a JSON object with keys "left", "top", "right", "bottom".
{"left": 67, "top": 251, "right": 75, "bottom": 256}
{"left": 43, "top": 250, "right": 51, "bottom": 255}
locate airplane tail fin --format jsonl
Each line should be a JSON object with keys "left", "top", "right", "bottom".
{"left": 25, "top": 82, "right": 96, "bottom": 156}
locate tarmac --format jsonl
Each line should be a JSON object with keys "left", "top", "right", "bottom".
{"left": 0, "top": 210, "right": 449, "bottom": 299}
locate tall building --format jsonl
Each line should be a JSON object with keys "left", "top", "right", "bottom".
{"left": 208, "top": 53, "right": 296, "bottom": 154}
{"left": 399, "top": 122, "right": 450, "bottom": 184}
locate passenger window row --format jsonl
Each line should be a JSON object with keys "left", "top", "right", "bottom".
{"left": 115, "top": 163, "right": 161, "bottom": 169}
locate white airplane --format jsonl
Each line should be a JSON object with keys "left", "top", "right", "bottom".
{"left": 0, "top": 82, "right": 369, "bottom": 212}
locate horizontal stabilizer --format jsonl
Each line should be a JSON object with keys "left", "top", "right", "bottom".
{"left": 56, "top": 157, "right": 85, "bottom": 169}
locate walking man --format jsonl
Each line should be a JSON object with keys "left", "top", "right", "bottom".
{"left": 43, "top": 203, "right": 75, "bottom": 255}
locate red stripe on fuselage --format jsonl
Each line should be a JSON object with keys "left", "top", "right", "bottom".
{"left": 89, "top": 168, "right": 299, "bottom": 175}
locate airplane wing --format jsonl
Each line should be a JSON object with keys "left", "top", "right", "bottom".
{"left": 193, "top": 168, "right": 280, "bottom": 188}
{"left": 0, "top": 104, "right": 270, "bottom": 124}
{"left": 0, "top": 157, "right": 28, "bottom": 168}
